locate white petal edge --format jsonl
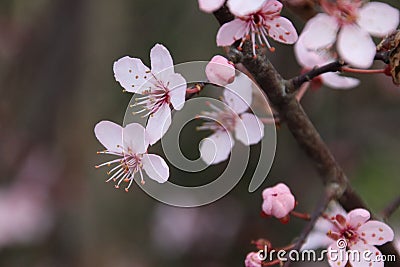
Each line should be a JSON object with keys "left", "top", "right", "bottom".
{"left": 301, "top": 13, "right": 339, "bottom": 50}
{"left": 266, "top": 16, "right": 298, "bottom": 44}
{"left": 300, "top": 232, "right": 333, "bottom": 251}
{"left": 123, "top": 123, "right": 148, "bottom": 154}
{"left": 94, "top": 120, "right": 123, "bottom": 152}
{"left": 142, "top": 154, "right": 169, "bottom": 183}
{"left": 168, "top": 73, "right": 187, "bottom": 110}
{"left": 358, "top": 2, "right": 399, "bottom": 37}
{"left": 321, "top": 72, "right": 360, "bottom": 89}
{"left": 295, "top": 33, "right": 330, "bottom": 68}
{"left": 216, "top": 19, "right": 248, "bottom": 47}
{"left": 228, "top": 0, "right": 266, "bottom": 17}
{"left": 113, "top": 56, "right": 150, "bottom": 93}
{"left": 223, "top": 73, "right": 253, "bottom": 114}
{"left": 357, "top": 220, "right": 394, "bottom": 246}
{"left": 346, "top": 208, "right": 370, "bottom": 229}
{"left": 146, "top": 104, "right": 172, "bottom": 145}
{"left": 198, "top": 0, "right": 225, "bottom": 13}
{"left": 235, "top": 113, "right": 264, "bottom": 146}
{"left": 199, "top": 130, "right": 234, "bottom": 165}
{"left": 349, "top": 243, "right": 384, "bottom": 267}
{"left": 337, "top": 25, "right": 376, "bottom": 69}
{"left": 150, "top": 44, "right": 174, "bottom": 77}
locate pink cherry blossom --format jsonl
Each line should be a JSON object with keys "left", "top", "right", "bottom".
{"left": 302, "top": 203, "right": 394, "bottom": 267}
{"left": 261, "top": 183, "right": 295, "bottom": 219}
{"left": 205, "top": 55, "right": 236, "bottom": 86}
{"left": 301, "top": 0, "right": 399, "bottom": 68}
{"left": 198, "top": 74, "right": 264, "bottom": 165}
{"left": 216, "top": 0, "right": 298, "bottom": 56}
{"left": 113, "top": 44, "right": 187, "bottom": 145}
{"left": 198, "top": 0, "right": 266, "bottom": 16}
{"left": 245, "top": 251, "right": 262, "bottom": 267}
{"left": 94, "top": 121, "right": 169, "bottom": 192}
{"left": 294, "top": 33, "right": 359, "bottom": 89}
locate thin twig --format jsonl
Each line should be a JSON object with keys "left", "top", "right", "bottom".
{"left": 288, "top": 61, "right": 344, "bottom": 94}
{"left": 212, "top": 6, "right": 400, "bottom": 266}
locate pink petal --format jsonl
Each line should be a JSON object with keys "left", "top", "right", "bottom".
{"left": 269, "top": 195, "right": 295, "bottom": 218}
{"left": 349, "top": 242, "right": 384, "bottom": 267}
{"left": 142, "top": 154, "right": 169, "bottom": 183}
{"left": 321, "top": 72, "right": 360, "bottom": 89}
{"left": 216, "top": 19, "right": 248, "bottom": 47}
{"left": 327, "top": 241, "right": 348, "bottom": 267}
{"left": 150, "top": 44, "right": 174, "bottom": 77}
{"left": 235, "top": 113, "right": 264, "bottom": 145}
{"left": 94, "top": 120, "right": 123, "bottom": 152}
{"left": 295, "top": 33, "right": 330, "bottom": 68}
{"left": 261, "top": 183, "right": 295, "bottom": 219}
{"left": 358, "top": 2, "right": 399, "bottom": 37}
{"left": 266, "top": 17, "right": 298, "bottom": 44}
{"left": 167, "top": 73, "right": 187, "bottom": 110}
{"left": 113, "top": 56, "right": 150, "bottom": 93}
{"left": 198, "top": 0, "right": 225, "bottom": 13}
{"left": 228, "top": 0, "right": 266, "bottom": 17}
{"left": 122, "top": 123, "right": 148, "bottom": 154}
{"left": 346, "top": 208, "right": 370, "bottom": 229}
{"left": 205, "top": 55, "right": 236, "bottom": 86}
{"left": 146, "top": 104, "right": 172, "bottom": 145}
{"left": 357, "top": 220, "right": 394, "bottom": 246}
{"left": 199, "top": 130, "right": 234, "bottom": 165}
{"left": 337, "top": 25, "right": 376, "bottom": 69}
{"left": 260, "top": 0, "right": 282, "bottom": 14}
{"left": 223, "top": 74, "right": 253, "bottom": 114}
{"left": 262, "top": 183, "right": 291, "bottom": 199}
{"left": 301, "top": 230, "right": 334, "bottom": 251}
{"left": 244, "top": 252, "right": 262, "bottom": 267}
{"left": 301, "top": 13, "right": 339, "bottom": 50}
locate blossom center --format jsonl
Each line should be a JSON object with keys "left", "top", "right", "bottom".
{"left": 96, "top": 147, "right": 146, "bottom": 192}
{"left": 236, "top": 11, "right": 279, "bottom": 55}
{"left": 321, "top": 0, "right": 360, "bottom": 25}
{"left": 197, "top": 102, "right": 238, "bottom": 133}
{"left": 131, "top": 77, "right": 171, "bottom": 117}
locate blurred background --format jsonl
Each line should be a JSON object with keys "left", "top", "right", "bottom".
{"left": 0, "top": 0, "right": 399, "bottom": 266}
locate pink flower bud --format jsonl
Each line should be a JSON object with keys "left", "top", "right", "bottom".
{"left": 244, "top": 252, "right": 262, "bottom": 267}
{"left": 205, "top": 55, "right": 235, "bottom": 86}
{"left": 261, "top": 183, "right": 295, "bottom": 219}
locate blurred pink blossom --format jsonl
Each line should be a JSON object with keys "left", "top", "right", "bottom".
{"left": 198, "top": 74, "right": 264, "bottom": 165}
{"left": 113, "top": 44, "right": 187, "bottom": 144}
{"left": 261, "top": 183, "right": 295, "bottom": 219}
{"left": 244, "top": 251, "right": 262, "bottom": 267}
{"left": 300, "top": 0, "right": 399, "bottom": 68}
{"left": 216, "top": 0, "right": 298, "bottom": 55}
{"left": 198, "top": 0, "right": 266, "bottom": 16}
{"left": 94, "top": 121, "right": 169, "bottom": 191}
{"left": 302, "top": 203, "right": 394, "bottom": 267}
{"left": 294, "top": 33, "right": 359, "bottom": 89}
{"left": 205, "top": 55, "right": 235, "bottom": 86}
{"left": 0, "top": 147, "right": 58, "bottom": 249}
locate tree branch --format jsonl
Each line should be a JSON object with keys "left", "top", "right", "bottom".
{"left": 213, "top": 6, "right": 400, "bottom": 266}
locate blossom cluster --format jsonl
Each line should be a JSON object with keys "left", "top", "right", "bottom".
{"left": 200, "top": 0, "right": 399, "bottom": 90}
{"left": 95, "top": 44, "right": 182, "bottom": 191}
{"left": 94, "top": 1, "right": 399, "bottom": 266}
{"left": 94, "top": 44, "right": 266, "bottom": 190}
